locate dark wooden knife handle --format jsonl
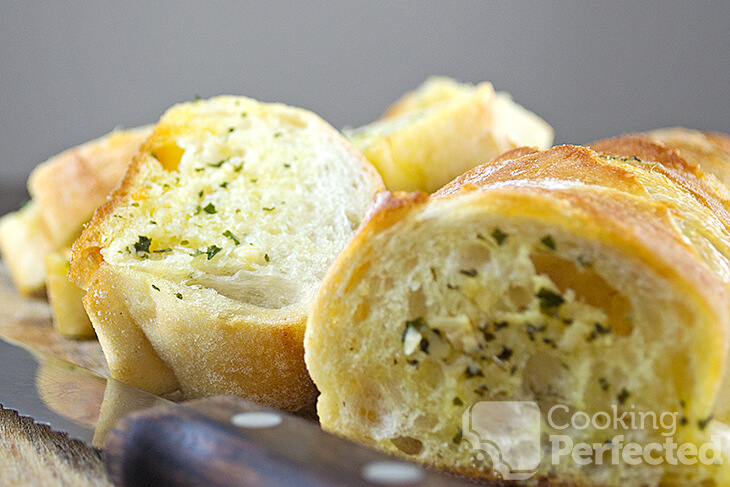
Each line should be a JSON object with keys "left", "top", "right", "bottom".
{"left": 104, "top": 395, "right": 482, "bottom": 487}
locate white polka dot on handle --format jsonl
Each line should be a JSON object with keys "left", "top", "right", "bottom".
{"left": 230, "top": 411, "right": 283, "bottom": 429}
{"left": 361, "top": 460, "right": 425, "bottom": 485}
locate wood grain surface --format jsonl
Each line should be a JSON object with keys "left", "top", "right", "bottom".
{"left": 0, "top": 406, "right": 111, "bottom": 487}
{"left": 0, "top": 262, "right": 111, "bottom": 486}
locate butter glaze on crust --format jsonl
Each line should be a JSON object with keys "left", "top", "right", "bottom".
{"left": 588, "top": 136, "right": 730, "bottom": 224}
{"left": 634, "top": 127, "right": 730, "bottom": 188}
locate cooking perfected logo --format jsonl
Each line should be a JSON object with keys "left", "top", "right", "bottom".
{"left": 463, "top": 401, "right": 724, "bottom": 480}
{"left": 462, "top": 401, "right": 542, "bottom": 480}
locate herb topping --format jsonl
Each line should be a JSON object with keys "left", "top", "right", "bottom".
{"left": 491, "top": 228, "right": 508, "bottom": 246}
{"left": 134, "top": 236, "right": 152, "bottom": 254}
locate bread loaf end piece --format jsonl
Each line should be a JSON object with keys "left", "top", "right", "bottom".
{"left": 0, "top": 202, "right": 53, "bottom": 295}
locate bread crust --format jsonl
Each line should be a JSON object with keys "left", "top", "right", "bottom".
{"left": 347, "top": 77, "right": 553, "bottom": 193}
{"left": 83, "top": 263, "right": 314, "bottom": 408}
{"left": 28, "top": 126, "right": 151, "bottom": 248}
{"left": 588, "top": 136, "right": 730, "bottom": 225}
{"left": 0, "top": 126, "right": 149, "bottom": 299}
{"left": 68, "top": 149, "right": 150, "bottom": 290}
{"left": 626, "top": 127, "right": 730, "bottom": 188}
{"left": 0, "top": 202, "right": 54, "bottom": 295}
{"left": 438, "top": 144, "right": 730, "bottom": 280}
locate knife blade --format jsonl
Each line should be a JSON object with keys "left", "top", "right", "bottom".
{"left": 0, "top": 336, "right": 487, "bottom": 486}
{"left": 0, "top": 335, "right": 169, "bottom": 447}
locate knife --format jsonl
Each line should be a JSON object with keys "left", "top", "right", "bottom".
{"left": 0, "top": 336, "right": 486, "bottom": 486}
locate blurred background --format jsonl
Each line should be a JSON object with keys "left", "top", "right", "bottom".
{"left": 2, "top": 1, "right": 729, "bottom": 213}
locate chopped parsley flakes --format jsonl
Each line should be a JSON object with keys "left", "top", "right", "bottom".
{"left": 496, "top": 346, "right": 513, "bottom": 361}
{"left": 206, "top": 245, "right": 222, "bottom": 260}
{"left": 134, "top": 236, "right": 152, "bottom": 253}
{"left": 541, "top": 235, "right": 556, "bottom": 251}
{"left": 491, "top": 228, "right": 508, "bottom": 246}
{"left": 223, "top": 230, "right": 240, "bottom": 245}
{"left": 537, "top": 287, "right": 565, "bottom": 310}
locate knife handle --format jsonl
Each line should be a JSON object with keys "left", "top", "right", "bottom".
{"left": 104, "top": 395, "right": 482, "bottom": 487}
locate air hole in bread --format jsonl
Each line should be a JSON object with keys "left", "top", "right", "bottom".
{"left": 408, "top": 288, "right": 428, "bottom": 319}
{"left": 505, "top": 285, "right": 533, "bottom": 311}
{"left": 390, "top": 436, "right": 424, "bottom": 455}
{"left": 521, "top": 352, "right": 568, "bottom": 400}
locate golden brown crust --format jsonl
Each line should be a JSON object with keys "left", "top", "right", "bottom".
{"left": 68, "top": 150, "right": 150, "bottom": 290}
{"left": 591, "top": 128, "right": 730, "bottom": 192}
{"left": 490, "top": 145, "right": 541, "bottom": 163}
{"left": 360, "top": 191, "right": 430, "bottom": 230}
{"left": 436, "top": 145, "right": 646, "bottom": 198}
{"left": 590, "top": 134, "right": 695, "bottom": 169}
{"left": 588, "top": 136, "right": 730, "bottom": 226}
{"left": 435, "top": 143, "right": 730, "bottom": 260}
{"left": 28, "top": 126, "right": 150, "bottom": 248}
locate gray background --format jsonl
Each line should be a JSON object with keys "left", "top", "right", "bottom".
{"left": 2, "top": 1, "right": 729, "bottom": 212}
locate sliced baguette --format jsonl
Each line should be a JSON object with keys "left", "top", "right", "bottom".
{"left": 345, "top": 76, "right": 553, "bottom": 193}
{"left": 304, "top": 145, "right": 730, "bottom": 485}
{"left": 45, "top": 250, "right": 95, "bottom": 338}
{"left": 70, "top": 95, "right": 384, "bottom": 410}
{"left": 0, "top": 202, "right": 54, "bottom": 295}
{"left": 29, "top": 126, "right": 151, "bottom": 248}
{"left": 0, "top": 126, "right": 149, "bottom": 298}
